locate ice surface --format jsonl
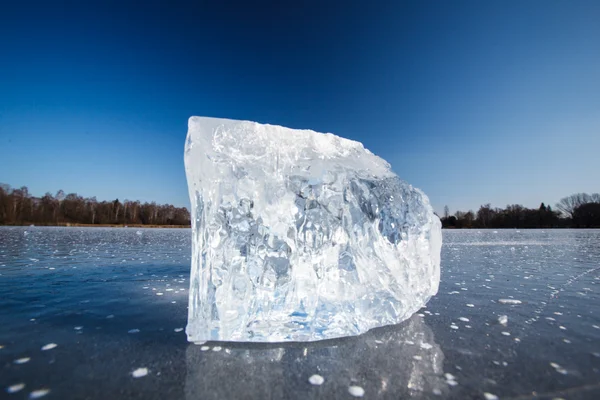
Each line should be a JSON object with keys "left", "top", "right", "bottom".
{"left": 184, "top": 117, "right": 441, "bottom": 342}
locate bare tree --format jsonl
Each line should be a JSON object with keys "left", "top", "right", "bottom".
{"left": 555, "top": 193, "right": 600, "bottom": 218}
{"left": 88, "top": 197, "right": 98, "bottom": 224}
{"left": 443, "top": 205, "right": 450, "bottom": 219}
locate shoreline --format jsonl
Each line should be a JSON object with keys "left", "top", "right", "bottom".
{"left": 0, "top": 223, "right": 191, "bottom": 229}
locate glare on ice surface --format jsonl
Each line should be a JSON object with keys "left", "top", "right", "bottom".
{"left": 184, "top": 117, "right": 441, "bottom": 342}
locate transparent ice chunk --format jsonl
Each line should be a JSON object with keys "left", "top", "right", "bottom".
{"left": 184, "top": 117, "right": 441, "bottom": 342}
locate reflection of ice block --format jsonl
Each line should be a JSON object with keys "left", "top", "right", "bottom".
{"left": 184, "top": 117, "right": 441, "bottom": 343}
{"left": 185, "top": 314, "right": 446, "bottom": 399}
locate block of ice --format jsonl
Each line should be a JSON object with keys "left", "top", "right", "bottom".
{"left": 184, "top": 117, "right": 441, "bottom": 342}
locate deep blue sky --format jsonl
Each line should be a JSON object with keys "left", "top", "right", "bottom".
{"left": 1, "top": 1, "right": 599, "bottom": 214}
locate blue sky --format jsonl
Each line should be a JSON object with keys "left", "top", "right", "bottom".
{"left": 1, "top": 1, "right": 599, "bottom": 214}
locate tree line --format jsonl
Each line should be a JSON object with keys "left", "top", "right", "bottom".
{"left": 3, "top": 183, "right": 597, "bottom": 229}
{"left": 441, "top": 193, "right": 600, "bottom": 229}
{"left": 0, "top": 183, "right": 191, "bottom": 227}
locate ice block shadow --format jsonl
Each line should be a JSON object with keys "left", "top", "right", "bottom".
{"left": 185, "top": 314, "right": 446, "bottom": 399}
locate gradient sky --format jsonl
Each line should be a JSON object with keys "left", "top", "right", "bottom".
{"left": 1, "top": 0, "right": 599, "bottom": 214}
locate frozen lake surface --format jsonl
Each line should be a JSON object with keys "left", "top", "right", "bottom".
{"left": 1, "top": 227, "right": 599, "bottom": 399}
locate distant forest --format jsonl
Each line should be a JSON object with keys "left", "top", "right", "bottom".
{"left": 441, "top": 193, "right": 600, "bottom": 229}
{"left": 2, "top": 183, "right": 598, "bottom": 229}
{"left": 0, "top": 184, "right": 191, "bottom": 227}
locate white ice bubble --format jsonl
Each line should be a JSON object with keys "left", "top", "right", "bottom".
{"left": 444, "top": 373, "right": 456, "bottom": 381}
{"left": 14, "top": 357, "right": 30, "bottom": 364}
{"left": 212, "top": 346, "right": 222, "bottom": 352}
{"left": 348, "top": 385, "right": 365, "bottom": 397}
{"left": 29, "top": 389, "right": 50, "bottom": 398}
{"left": 550, "top": 362, "right": 568, "bottom": 375}
{"left": 200, "top": 346, "right": 210, "bottom": 351}
{"left": 459, "top": 317, "right": 469, "bottom": 322}
{"left": 174, "top": 328, "right": 184, "bottom": 332}
{"left": 41, "top": 343, "right": 57, "bottom": 351}
{"left": 444, "top": 372, "right": 459, "bottom": 386}
{"left": 498, "top": 315, "right": 508, "bottom": 325}
{"left": 498, "top": 299, "right": 522, "bottom": 305}
{"left": 29, "top": 389, "right": 50, "bottom": 399}
{"left": 7, "top": 383, "right": 25, "bottom": 393}
{"left": 132, "top": 368, "right": 148, "bottom": 378}
{"left": 128, "top": 329, "right": 140, "bottom": 334}
{"left": 308, "top": 374, "right": 325, "bottom": 385}
{"left": 483, "top": 393, "right": 499, "bottom": 400}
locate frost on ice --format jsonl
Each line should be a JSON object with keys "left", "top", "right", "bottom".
{"left": 184, "top": 117, "right": 441, "bottom": 342}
